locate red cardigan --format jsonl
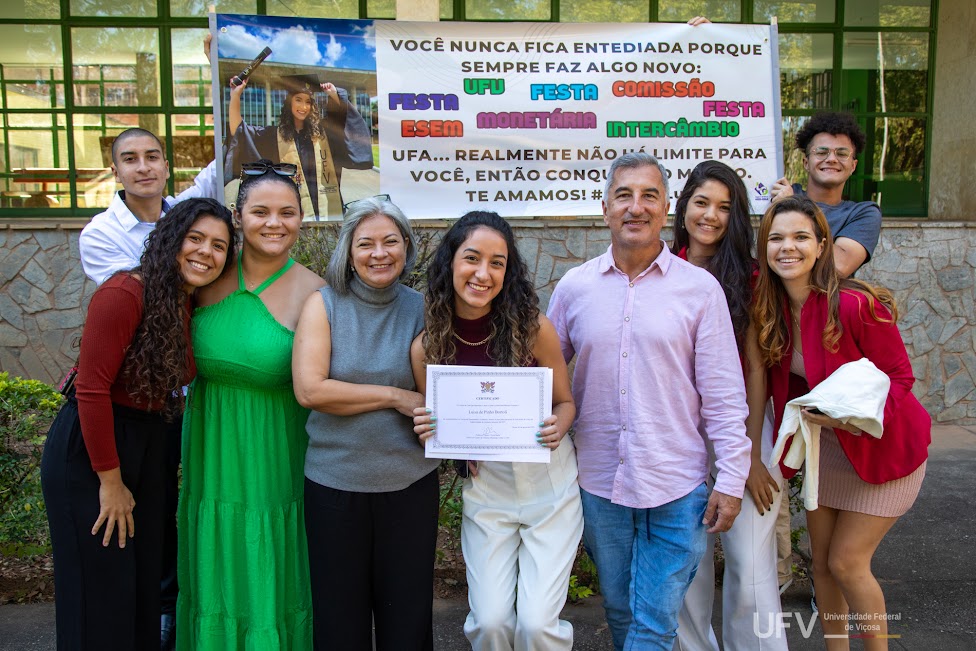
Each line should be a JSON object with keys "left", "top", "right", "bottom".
{"left": 74, "top": 274, "right": 195, "bottom": 472}
{"left": 769, "top": 290, "right": 930, "bottom": 484}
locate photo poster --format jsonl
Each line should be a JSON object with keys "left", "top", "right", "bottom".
{"left": 211, "top": 13, "right": 379, "bottom": 221}
{"left": 211, "top": 15, "right": 782, "bottom": 220}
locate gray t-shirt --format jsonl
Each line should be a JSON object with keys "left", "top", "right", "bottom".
{"left": 793, "top": 184, "right": 882, "bottom": 264}
{"left": 304, "top": 277, "right": 438, "bottom": 493}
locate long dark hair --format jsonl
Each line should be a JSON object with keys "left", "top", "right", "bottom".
{"left": 753, "top": 195, "right": 895, "bottom": 367}
{"left": 120, "top": 198, "right": 235, "bottom": 419}
{"left": 424, "top": 211, "right": 539, "bottom": 367}
{"left": 672, "top": 160, "right": 755, "bottom": 350}
{"left": 278, "top": 91, "right": 322, "bottom": 141}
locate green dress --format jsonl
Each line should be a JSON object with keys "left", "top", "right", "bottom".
{"left": 176, "top": 257, "right": 312, "bottom": 650}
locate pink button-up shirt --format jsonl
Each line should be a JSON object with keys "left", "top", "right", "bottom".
{"left": 547, "top": 244, "right": 750, "bottom": 508}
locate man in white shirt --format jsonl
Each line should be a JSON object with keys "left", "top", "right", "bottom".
{"left": 79, "top": 127, "right": 220, "bottom": 283}
{"left": 78, "top": 127, "right": 219, "bottom": 651}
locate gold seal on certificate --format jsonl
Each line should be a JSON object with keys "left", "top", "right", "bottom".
{"left": 424, "top": 365, "right": 553, "bottom": 463}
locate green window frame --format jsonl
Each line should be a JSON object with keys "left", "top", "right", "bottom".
{"left": 0, "top": 0, "right": 937, "bottom": 217}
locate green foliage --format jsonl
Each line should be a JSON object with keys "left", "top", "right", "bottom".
{"left": 289, "top": 223, "right": 438, "bottom": 292}
{"left": 0, "top": 373, "right": 63, "bottom": 555}
{"left": 566, "top": 574, "right": 594, "bottom": 603}
{"left": 787, "top": 474, "right": 808, "bottom": 551}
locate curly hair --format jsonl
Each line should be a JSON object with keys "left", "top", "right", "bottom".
{"left": 753, "top": 196, "right": 895, "bottom": 367}
{"left": 671, "top": 160, "right": 755, "bottom": 351}
{"left": 235, "top": 159, "right": 302, "bottom": 212}
{"left": 277, "top": 91, "right": 323, "bottom": 142}
{"left": 119, "top": 198, "right": 235, "bottom": 420}
{"left": 424, "top": 212, "right": 539, "bottom": 367}
{"left": 795, "top": 111, "right": 867, "bottom": 157}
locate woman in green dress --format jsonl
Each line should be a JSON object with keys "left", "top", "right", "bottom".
{"left": 177, "top": 160, "right": 325, "bottom": 650}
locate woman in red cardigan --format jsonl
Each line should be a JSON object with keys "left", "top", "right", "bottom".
{"left": 41, "top": 198, "right": 234, "bottom": 651}
{"left": 753, "top": 196, "right": 929, "bottom": 651}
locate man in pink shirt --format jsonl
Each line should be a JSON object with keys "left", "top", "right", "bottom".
{"left": 547, "top": 152, "right": 752, "bottom": 650}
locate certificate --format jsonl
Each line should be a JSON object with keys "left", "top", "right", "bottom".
{"left": 425, "top": 365, "right": 552, "bottom": 463}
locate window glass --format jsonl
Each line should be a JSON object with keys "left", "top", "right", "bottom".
{"left": 560, "top": 0, "right": 647, "bottom": 22}
{"left": 172, "top": 29, "right": 213, "bottom": 109}
{"left": 267, "top": 0, "right": 359, "bottom": 18}
{"left": 367, "top": 0, "right": 454, "bottom": 19}
{"left": 842, "top": 32, "right": 927, "bottom": 113}
{"left": 71, "top": 28, "right": 161, "bottom": 108}
{"left": 864, "top": 116, "right": 926, "bottom": 214}
{"left": 171, "top": 0, "right": 256, "bottom": 16}
{"left": 658, "top": 0, "right": 740, "bottom": 22}
{"left": 0, "top": 0, "right": 60, "bottom": 19}
{"left": 755, "top": 0, "right": 835, "bottom": 23}
{"left": 72, "top": 114, "right": 168, "bottom": 208}
{"left": 69, "top": 0, "right": 155, "bottom": 17}
{"left": 845, "top": 0, "right": 930, "bottom": 27}
{"left": 171, "top": 114, "right": 215, "bottom": 194}
{"left": 781, "top": 115, "right": 809, "bottom": 187}
{"left": 1, "top": 117, "right": 68, "bottom": 209}
{"left": 465, "top": 0, "right": 550, "bottom": 21}
{"left": 779, "top": 33, "right": 833, "bottom": 110}
{"left": 0, "top": 25, "right": 65, "bottom": 110}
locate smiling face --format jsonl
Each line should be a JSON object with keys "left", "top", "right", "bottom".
{"left": 802, "top": 132, "right": 857, "bottom": 192}
{"left": 177, "top": 215, "right": 231, "bottom": 293}
{"left": 350, "top": 213, "right": 407, "bottom": 289}
{"left": 766, "top": 210, "right": 826, "bottom": 287}
{"left": 290, "top": 92, "right": 313, "bottom": 126}
{"left": 237, "top": 179, "right": 302, "bottom": 260}
{"left": 603, "top": 164, "right": 670, "bottom": 258}
{"left": 683, "top": 179, "right": 731, "bottom": 257}
{"left": 452, "top": 226, "right": 508, "bottom": 320}
{"left": 112, "top": 133, "right": 170, "bottom": 201}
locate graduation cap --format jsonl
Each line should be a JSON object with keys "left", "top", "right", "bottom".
{"left": 277, "top": 73, "right": 323, "bottom": 95}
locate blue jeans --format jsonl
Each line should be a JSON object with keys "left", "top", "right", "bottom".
{"left": 581, "top": 484, "right": 708, "bottom": 651}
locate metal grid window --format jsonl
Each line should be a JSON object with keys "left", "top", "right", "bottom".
{"left": 0, "top": 0, "right": 936, "bottom": 216}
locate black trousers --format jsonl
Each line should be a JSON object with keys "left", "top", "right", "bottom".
{"left": 40, "top": 397, "right": 168, "bottom": 651}
{"left": 160, "top": 420, "right": 181, "bottom": 616}
{"left": 304, "top": 469, "right": 439, "bottom": 651}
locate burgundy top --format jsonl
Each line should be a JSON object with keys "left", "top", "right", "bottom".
{"left": 453, "top": 313, "right": 494, "bottom": 366}
{"left": 768, "top": 290, "right": 930, "bottom": 484}
{"left": 74, "top": 274, "right": 195, "bottom": 472}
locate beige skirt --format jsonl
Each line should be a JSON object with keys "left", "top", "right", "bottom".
{"left": 817, "top": 427, "right": 926, "bottom": 518}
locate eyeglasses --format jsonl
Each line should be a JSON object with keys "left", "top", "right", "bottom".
{"left": 808, "top": 146, "right": 853, "bottom": 161}
{"left": 342, "top": 194, "right": 392, "bottom": 212}
{"left": 239, "top": 162, "right": 298, "bottom": 181}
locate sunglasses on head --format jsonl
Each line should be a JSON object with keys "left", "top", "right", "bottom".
{"left": 239, "top": 162, "right": 299, "bottom": 181}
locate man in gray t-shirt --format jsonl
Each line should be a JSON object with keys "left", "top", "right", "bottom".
{"left": 771, "top": 111, "right": 881, "bottom": 278}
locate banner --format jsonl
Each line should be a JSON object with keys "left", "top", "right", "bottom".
{"left": 213, "top": 15, "right": 782, "bottom": 220}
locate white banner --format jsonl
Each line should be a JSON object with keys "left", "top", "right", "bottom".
{"left": 376, "top": 21, "right": 782, "bottom": 218}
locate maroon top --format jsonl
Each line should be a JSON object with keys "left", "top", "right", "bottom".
{"left": 453, "top": 313, "right": 494, "bottom": 366}
{"left": 74, "top": 274, "right": 195, "bottom": 472}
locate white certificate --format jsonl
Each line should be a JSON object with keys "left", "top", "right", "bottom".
{"left": 425, "top": 365, "right": 552, "bottom": 463}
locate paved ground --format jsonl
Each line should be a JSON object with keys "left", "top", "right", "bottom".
{"left": 2, "top": 425, "right": 974, "bottom": 650}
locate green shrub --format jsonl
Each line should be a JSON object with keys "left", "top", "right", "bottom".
{"left": 0, "top": 373, "right": 62, "bottom": 555}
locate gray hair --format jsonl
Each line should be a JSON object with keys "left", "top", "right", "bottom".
{"left": 325, "top": 197, "right": 417, "bottom": 294}
{"left": 604, "top": 152, "right": 671, "bottom": 202}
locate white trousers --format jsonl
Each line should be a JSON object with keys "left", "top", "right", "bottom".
{"left": 676, "top": 409, "right": 788, "bottom": 651}
{"left": 461, "top": 436, "right": 584, "bottom": 651}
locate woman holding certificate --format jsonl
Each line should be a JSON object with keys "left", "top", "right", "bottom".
{"left": 412, "top": 211, "right": 583, "bottom": 651}
{"left": 292, "top": 196, "right": 439, "bottom": 651}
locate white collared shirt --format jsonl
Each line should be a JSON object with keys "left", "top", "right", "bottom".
{"left": 79, "top": 160, "right": 219, "bottom": 285}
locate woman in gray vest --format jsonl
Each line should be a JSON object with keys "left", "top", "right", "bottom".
{"left": 292, "top": 196, "right": 439, "bottom": 651}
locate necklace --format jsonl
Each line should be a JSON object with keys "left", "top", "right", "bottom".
{"left": 241, "top": 260, "right": 284, "bottom": 291}
{"left": 453, "top": 331, "right": 491, "bottom": 347}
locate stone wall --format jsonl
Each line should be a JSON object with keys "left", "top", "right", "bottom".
{"left": 2, "top": 219, "right": 974, "bottom": 424}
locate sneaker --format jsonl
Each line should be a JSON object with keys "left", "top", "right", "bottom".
{"left": 810, "top": 584, "right": 818, "bottom": 616}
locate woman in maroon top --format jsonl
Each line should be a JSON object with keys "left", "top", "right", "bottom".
{"left": 411, "top": 211, "right": 582, "bottom": 651}
{"left": 41, "top": 198, "right": 234, "bottom": 651}
{"left": 754, "top": 196, "right": 929, "bottom": 650}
